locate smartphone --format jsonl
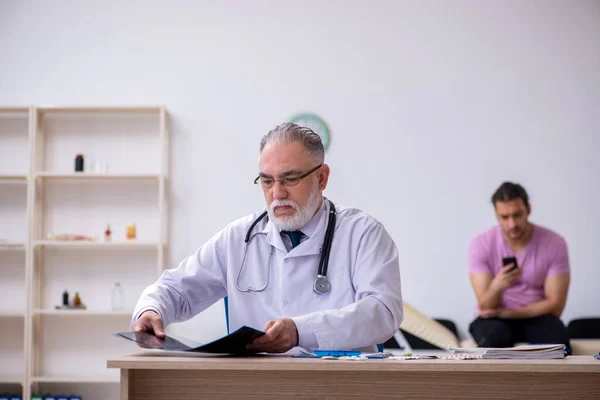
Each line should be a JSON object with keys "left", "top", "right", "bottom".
{"left": 502, "top": 256, "right": 518, "bottom": 271}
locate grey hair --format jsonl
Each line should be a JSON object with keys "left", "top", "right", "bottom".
{"left": 260, "top": 122, "right": 325, "bottom": 164}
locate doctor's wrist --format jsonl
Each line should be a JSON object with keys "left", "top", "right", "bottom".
{"left": 138, "top": 309, "right": 159, "bottom": 319}
{"left": 287, "top": 318, "right": 299, "bottom": 347}
{"left": 292, "top": 315, "right": 319, "bottom": 350}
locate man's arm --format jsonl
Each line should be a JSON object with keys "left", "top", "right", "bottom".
{"left": 470, "top": 266, "right": 521, "bottom": 311}
{"left": 468, "top": 236, "right": 501, "bottom": 311}
{"left": 131, "top": 228, "right": 229, "bottom": 329}
{"left": 499, "top": 272, "right": 570, "bottom": 319}
{"left": 468, "top": 235, "right": 521, "bottom": 311}
{"left": 290, "top": 221, "right": 403, "bottom": 351}
{"left": 499, "top": 235, "right": 570, "bottom": 319}
{"left": 470, "top": 272, "right": 502, "bottom": 310}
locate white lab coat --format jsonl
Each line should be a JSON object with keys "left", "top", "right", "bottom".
{"left": 133, "top": 198, "right": 403, "bottom": 352}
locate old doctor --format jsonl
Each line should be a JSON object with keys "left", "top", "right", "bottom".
{"left": 132, "top": 122, "right": 403, "bottom": 353}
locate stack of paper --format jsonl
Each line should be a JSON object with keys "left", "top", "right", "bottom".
{"left": 451, "top": 344, "right": 567, "bottom": 359}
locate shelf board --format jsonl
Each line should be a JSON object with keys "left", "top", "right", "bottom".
{"left": 35, "top": 172, "right": 162, "bottom": 180}
{"left": 32, "top": 375, "right": 119, "bottom": 384}
{"left": 0, "top": 311, "right": 25, "bottom": 318}
{"left": 0, "top": 376, "right": 23, "bottom": 384}
{"left": 0, "top": 107, "right": 29, "bottom": 113}
{"left": 37, "top": 105, "right": 163, "bottom": 114}
{"left": 0, "top": 242, "right": 26, "bottom": 251}
{"left": 34, "top": 309, "right": 132, "bottom": 317}
{"left": 33, "top": 240, "right": 162, "bottom": 249}
{"left": 0, "top": 174, "right": 28, "bottom": 182}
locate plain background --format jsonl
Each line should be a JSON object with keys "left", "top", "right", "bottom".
{"left": 0, "top": 2, "right": 598, "bottom": 394}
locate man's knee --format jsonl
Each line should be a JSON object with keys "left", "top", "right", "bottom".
{"left": 526, "top": 314, "right": 570, "bottom": 346}
{"left": 469, "top": 318, "right": 513, "bottom": 348}
{"left": 534, "top": 314, "right": 567, "bottom": 330}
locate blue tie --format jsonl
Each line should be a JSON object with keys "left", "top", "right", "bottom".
{"left": 284, "top": 231, "right": 303, "bottom": 248}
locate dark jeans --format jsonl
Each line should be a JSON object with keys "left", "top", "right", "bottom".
{"left": 469, "top": 314, "right": 571, "bottom": 354}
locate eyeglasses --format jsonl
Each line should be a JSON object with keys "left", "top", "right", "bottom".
{"left": 254, "top": 164, "right": 322, "bottom": 189}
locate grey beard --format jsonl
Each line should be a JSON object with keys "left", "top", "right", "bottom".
{"left": 268, "top": 189, "right": 322, "bottom": 231}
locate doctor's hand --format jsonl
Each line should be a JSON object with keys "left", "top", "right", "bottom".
{"left": 246, "top": 318, "right": 299, "bottom": 353}
{"left": 133, "top": 310, "right": 167, "bottom": 339}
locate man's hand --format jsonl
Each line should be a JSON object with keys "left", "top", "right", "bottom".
{"left": 133, "top": 310, "right": 166, "bottom": 338}
{"left": 479, "top": 307, "right": 519, "bottom": 319}
{"left": 246, "top": 318, "right": 299, "bottom": 353}
{"left": 490, "top": 264, "right": 522, "bottom": 291}
{"left": 479, "top": 308, "right": 499, "bottom": 318}
{"left": 471, "top": 266, "right": 521, "bottom": 310}
{"left": 496, "top": 307, "right": 516, "bottom": 319}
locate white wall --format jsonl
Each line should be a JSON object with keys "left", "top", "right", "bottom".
{"left": 1, "top": 0, "right": 599, "bottom": 343}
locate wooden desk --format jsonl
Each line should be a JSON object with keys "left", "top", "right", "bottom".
{"left": 108, "top": 355, "right": 600, "bottom": 399}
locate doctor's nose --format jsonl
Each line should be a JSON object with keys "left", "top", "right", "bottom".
{"left": 271, "top": 181, "right": 288, "bottom": 200}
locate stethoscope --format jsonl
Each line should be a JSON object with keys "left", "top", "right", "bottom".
{"left": 235, "top": 200, "right": 337, "bottom": 295}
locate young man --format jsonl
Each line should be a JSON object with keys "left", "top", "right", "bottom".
{"left": 132, "top": 123, "right": 403, "bottom": 353}
{"left": 468, "top": 182, "right": 571, "bottom": 351}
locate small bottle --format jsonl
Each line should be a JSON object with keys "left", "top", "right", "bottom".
{"left": 111, "top": 282, "right": 125, "bottom": 311}
{"left": 85, "top": 158, "right": 94, "bottom": 173}
{"left": 73, "top": 292, "right": 81, "bottom": 307}
{"left": 126, "top": 223, "right": 136, "bottom": 241}
{"left": 104, "top": 224, "right": 112, "bottom": 242}
{"left": 62, "top": 290, "right": 69, "bottom": 307}
{"left": 75, "top": 154, "right": 84, "bottom": 172}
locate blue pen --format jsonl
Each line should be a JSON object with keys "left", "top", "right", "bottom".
{"left": 313, "top": 350, "right": 361, "bottom": 357}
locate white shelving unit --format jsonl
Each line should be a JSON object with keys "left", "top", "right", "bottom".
{"left": 33, "top": 309, "right": 133, "bottom": 317}
{"left": 31, "top": 376, "right": 120, "bottom": 384}
{"left": 0, "top": 174, "right": 28, "bottom": 181}
{"left": 0, "top": 106, "right": 31, "bottom": 398}
{"left": 0, "top": 376, "right": 24, "bottom": 384}
{"left": 0, "top": 311, "right": 26, "bottom": 317}
{"left": 0, "top": 243, "right": 27, "bottom": 250}
{"left": 33, "top": 240, "right": 163, "bottom": 249}
{"left": 35, "top": 172, "right": 162, "bottom": 180}
{"left": 0, "top": 105, "right": 169, "bottom": 399}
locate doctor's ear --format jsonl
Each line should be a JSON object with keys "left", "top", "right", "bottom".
{"left": 318, "top": 165, "right": 330, "bottom": 190}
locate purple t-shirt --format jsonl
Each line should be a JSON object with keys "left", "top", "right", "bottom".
{"left": 468, "top": 224, "right": 569, "bottom": 311}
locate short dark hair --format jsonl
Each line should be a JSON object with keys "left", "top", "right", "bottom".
{"left": 491, "top": 182, "right": 529, "bottom": 208}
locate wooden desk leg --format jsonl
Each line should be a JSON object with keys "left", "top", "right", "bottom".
{"left": 120, "top": 369, "right": 131, "bottom": 400}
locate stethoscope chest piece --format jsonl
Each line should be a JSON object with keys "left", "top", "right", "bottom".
{"left": 313, "top": 274, "right": 331, "bottom": 294}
